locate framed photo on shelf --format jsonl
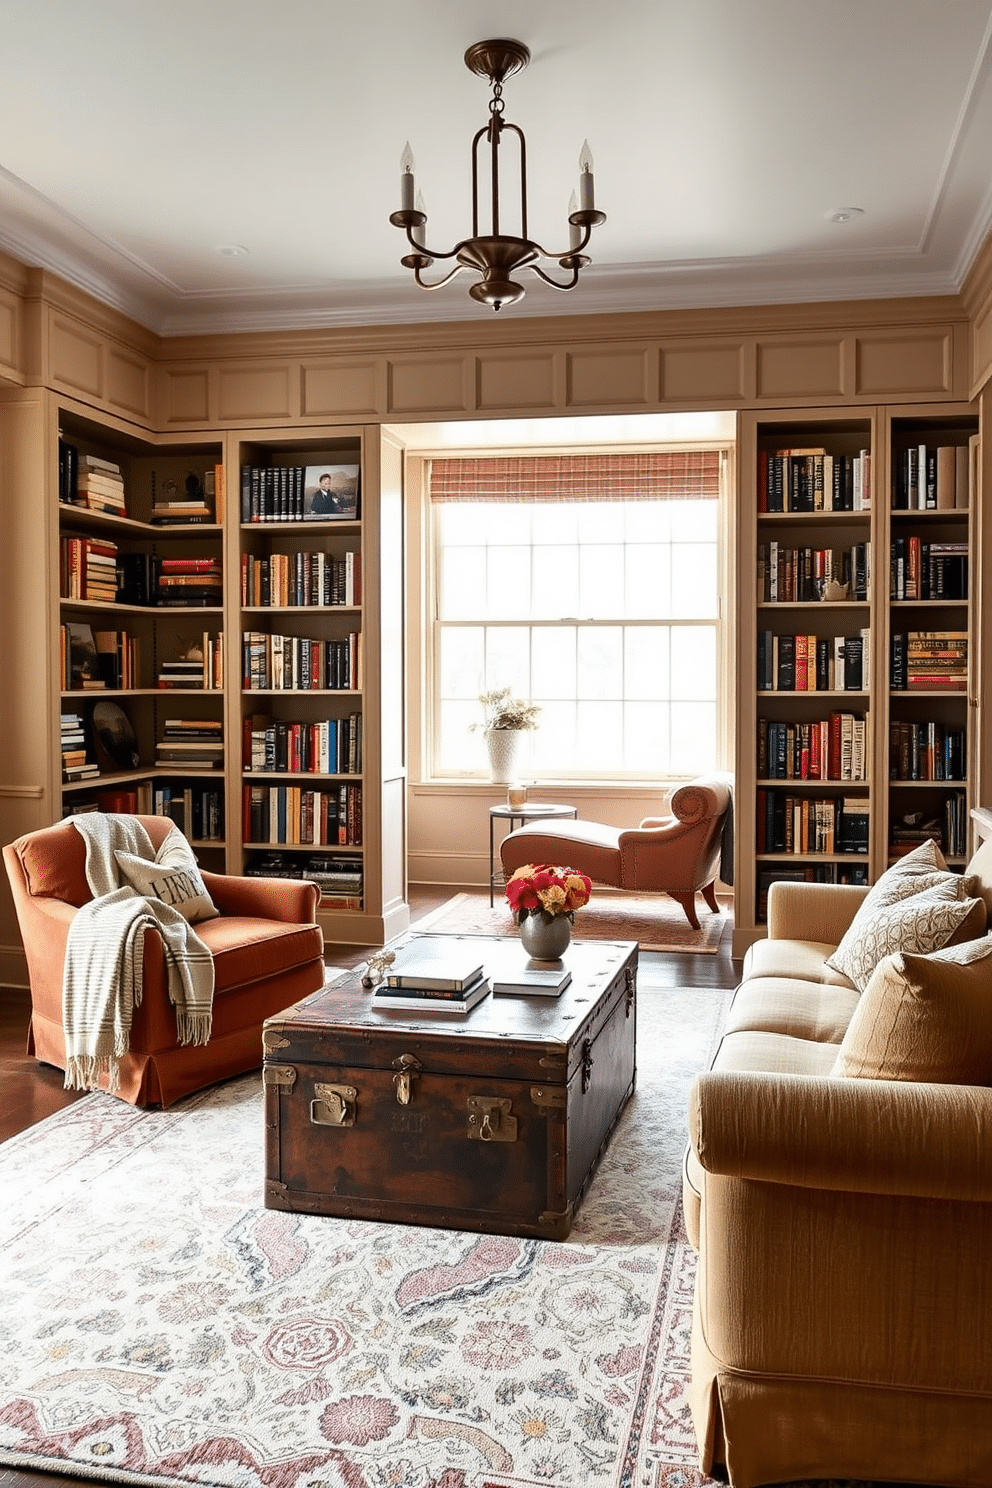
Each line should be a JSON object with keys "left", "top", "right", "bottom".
{"left": 303, "top": 465, "right": 360, "bottom": 521}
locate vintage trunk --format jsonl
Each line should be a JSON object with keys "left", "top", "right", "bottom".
{"left": 263, "top": 938, "right": 637, "bottom": 1239}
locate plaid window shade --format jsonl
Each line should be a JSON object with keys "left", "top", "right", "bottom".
{"left": 428, "top": 451, "right": 720, "bottom": 502}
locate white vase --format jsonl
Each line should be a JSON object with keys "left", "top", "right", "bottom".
{"left": 486, "top": 728, "right": 524, "bottom": 784}
{"left": 519, "top": 912, "right": 571, "bottom": 961}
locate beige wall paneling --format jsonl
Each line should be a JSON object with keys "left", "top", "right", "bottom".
{"left": 387, "top": 355, "right": 472, "bottom": 417}
{"left": 660, "top": 340, "right": 751, "bottom": 405}
{"left": 0, "top": 391, "right": 59, "bottom": 985}
{"left": 160, "top": 367, "right": 214, "bottom": 427}
{"left": 854, "top": 325, "right": 959, "bottom": 401}
{"left": 218, "top": 364, "right": 297, "bottom": 425}
{"left": 301, "top": 360, "right": 382, "bottom": 421}
{"left": 0, "top": 285, "right": 21, "bottom": 386}
{"left": 475, "top": 350, "right": 560, "bottom": 413}
{"left": 755, "top": 336, "right": 847, "bottom": 403}
{"left": 564, "top": 344, "right": 655, "bottom": 409}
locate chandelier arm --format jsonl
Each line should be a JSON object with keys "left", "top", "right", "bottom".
{"left": 528, "top": 262, "right": 583, "bottom": 292}
{"left": 413, "top": 262, "right": 469, "bottom": 291}
{"left": 402, "top": 225, "right": 462, "bottom": 262}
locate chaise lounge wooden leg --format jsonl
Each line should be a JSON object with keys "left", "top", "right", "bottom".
{"left": 701, "top": 880, "right": 720, "bottom": 915}
{"left": 669, "top": 892, "right": 700, "bottom": 930}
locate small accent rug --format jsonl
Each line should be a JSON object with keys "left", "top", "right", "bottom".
{"left": 0, "top": 985, "right": 749, "bottom": 1488}
{"left": 414, "top": 890, "right": 729, "bottom": 953}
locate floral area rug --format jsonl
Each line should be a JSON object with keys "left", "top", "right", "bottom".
{"left": 0, "top": 980, "right": 870, "bottom": 1488}
{"left": 415, "top": 890, "right": 729, "bottom": 954}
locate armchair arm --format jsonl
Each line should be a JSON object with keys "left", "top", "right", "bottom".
{"left": 690, "top": 1069, "right": 992, "bottom": 1203}
{"left": 766, "top": 878, "right": 868, "bottom": 944}
{"left": 201, "top": 871, "right": 319, "bottom": 923}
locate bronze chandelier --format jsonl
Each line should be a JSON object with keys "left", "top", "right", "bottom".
{"left": 389, "top": 38, "right": 606, "bottom": 312}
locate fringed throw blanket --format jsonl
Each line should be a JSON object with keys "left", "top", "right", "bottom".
{"left": 62, "top": 815, "right": 215, "bottom": 1094}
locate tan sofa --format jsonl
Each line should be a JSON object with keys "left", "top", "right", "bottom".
{"left": 684, "top": 835, "right": 992, "bottom": 1488}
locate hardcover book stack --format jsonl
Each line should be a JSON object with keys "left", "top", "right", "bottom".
{"left": 150, "top": 473, "right": 216, "bottom": 525}
{"left": 157, "top": 635, "right": 223, "bottom": 690}
{"left": 242, "top": 851, "right": 363, "bottom": 908}
{"left": 241, "top": 550, "right": 362, "bottom": 608}
{"left": 372, "top": 938, "right": 491, "bottom": 1013}
{"left": 60, "top": 537, "right": 119, "bottom": 601}
{"left": 73, "top": 454, "right": 126, "bottom": 515}
{"left": 890, "top": 631, "right": 968, "bottom": 691}
{"left": 60, "top": 711, "right": 99, "bottom": 783}
{"left": 156, "top": 557, "right": 223, "bottom": 608}
{"left": 155, "top": 719, "right": 224, "bottom": 770}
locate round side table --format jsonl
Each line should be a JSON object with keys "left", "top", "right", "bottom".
{"left": 489, "top": 802, "right": 578, "bottom": 906}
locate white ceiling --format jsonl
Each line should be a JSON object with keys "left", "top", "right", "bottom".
{"left": 2, "top": 0, "right": 992, "bottom": 339}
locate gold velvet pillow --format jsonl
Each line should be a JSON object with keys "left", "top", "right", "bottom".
{"left": 833, "top": 937, "right": 992, "bottom": 1084}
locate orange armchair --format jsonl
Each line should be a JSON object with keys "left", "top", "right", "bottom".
{"left": 500, "top": 775, "right": 733, "bottom": 929}
{"left": 4, "top": 814, "right": 326, "bottom": 1107}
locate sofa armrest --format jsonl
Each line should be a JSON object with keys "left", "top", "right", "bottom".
{"left": 200, "top": 871, "right": 319, "bottom": 923}
{"left": 766, "top": 878, "right": 869, "bottom": 944}
{"left": 690, "top": 1069, "right": 992, "bottom": 1203}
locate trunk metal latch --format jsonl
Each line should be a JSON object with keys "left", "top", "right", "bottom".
{"left": 467, "top": 1095, "right": 517, "bottom": 1142}
{"left": 310, "top": 1083, "right": 357, "bottom": 1127}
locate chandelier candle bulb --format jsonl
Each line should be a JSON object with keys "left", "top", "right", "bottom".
{"left": 400, "top": 143, "right": 416, "bottom": 212}
{"left": 579, "top": 141, "right": 595, "bottom": 210}
{"left": 568, "top": 191, "right": 581, "bottom": 249}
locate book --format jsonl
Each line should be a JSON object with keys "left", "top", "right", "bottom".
{"left": 385, "top": 936, "right": 486, "bottom": 991}
{"left": 372, "top": 975, "right": 490, "bottom": 1013}
{"left": 492, "top": 963, "right": 572, "bottom": 997}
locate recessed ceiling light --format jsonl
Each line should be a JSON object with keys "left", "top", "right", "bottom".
{"left": 215, "top": 243, "right": 250, "bottom": 257}
{"left": 825, "top": 208, "right": 864, "bottom": 224}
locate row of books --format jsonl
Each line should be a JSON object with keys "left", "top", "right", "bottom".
{"left": 757, "top": 631, "right": 869, "bottom": 692}
{"left": 60, "top": 622, "right": 138, "bottom": 692}
{"left": 242, "top": 782, "right": 363, "bottom": 846}
{"left": 757, "top": 712, "right": 867, "bottom": 782}
{"left": 243, "top": 713, "right": 362, "bottom": 775}
{"left": 757, "top": 542, "right": 870, "bottom": 603}
{"left": 240, "top": 464, "right": 360, "bottom": 524}
{"left": 891, "top": 444, "right": 970, "bottom": 510}
{"left": 890, "top": 631, "right": 967, "bottom": 691}
{"left": 60, "top": 536, "right": 118, "bottom": 602}
{"left": 756, "top": 863, "right": 870, "bottom": 921}
{"left": 889, "top": 721, "right": 966, "bottom": 782}
{"left": 242, "top": 631, "right": 362, "bottom": 692}
{"left": 63, "top": 784, "right": 225, "bottom": 841}
{"left": 757, "top": 790, "right": 870, "bottom": 856}
{"left": 244, "top": 852, "right": 362, "bottom": 908}
{"left": 155, "top": 718, "right": 224, "bottom": 770}
{"left": 758, "top": 448, "right": 871, "bottom": 513}
{"left": 889, "top": 539, "right": 968, "bottom": 601}
{"left": 241, "top": 550, "right": 361, "bottom": 608}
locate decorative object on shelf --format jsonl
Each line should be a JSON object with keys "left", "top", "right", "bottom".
{"left": 389, "top": 38, "right": 605, "bottom": 311}
{"left": 474, "top": 686, "right": 540, "bottom": 782}
{"left": 822, "top": 578, "right": 850, "bottom": 601}
{"left": 360, "top": 948, "right": 396, "bottom": 989}
{"left": 505, "top": 862, "right": 593, "bottom": 960}
{"left": 89, "top": 700, "right": 140, "bottom": 772}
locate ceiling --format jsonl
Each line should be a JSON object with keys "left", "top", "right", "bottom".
{"left": 2, "top": 0, "right": 992, "bottom": 339}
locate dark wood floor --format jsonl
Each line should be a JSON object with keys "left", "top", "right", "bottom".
{"left": 0, "top": 886, "right": 739, "bottom": 1488}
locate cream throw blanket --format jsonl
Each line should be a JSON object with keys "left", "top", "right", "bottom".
{"left": 63, "top": 816, "right": 214, "bottom": 1094}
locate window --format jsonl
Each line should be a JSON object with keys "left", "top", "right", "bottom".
{"left": 429, "top": 450, "right": 726, "bottom": 780}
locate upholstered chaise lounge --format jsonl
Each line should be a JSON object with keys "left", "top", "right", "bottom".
{"left": 4, "top": 814, "right": 326, "bottom": 1107}
{"left": 499, "top": 774, "right": 732, "bottom": 928}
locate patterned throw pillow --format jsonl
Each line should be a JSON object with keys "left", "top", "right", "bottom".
{"left": 114, "top": 831, "right": 218, "bottom": 924}
{"left": 833, "top": 936, "right": 992, "bottom": 1082}
{"left": 826, "top": 882, "right": 980, "bottom": 992}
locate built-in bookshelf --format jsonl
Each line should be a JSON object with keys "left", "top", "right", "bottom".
{"left": 737, "top": 404, "right": 981, "bottom": 954}
{"left": 55, "top": 406, "right": 226, "bottom": 867}
{"left": 230, "top": 427, "right": 405, "bottom": 944}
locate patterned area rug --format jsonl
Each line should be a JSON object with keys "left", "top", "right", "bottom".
{"left": 415, "top": 890, "right": 729, "bottom": 953}
{"left": 0, "top": 983, "right": 879, "bottom": 1488}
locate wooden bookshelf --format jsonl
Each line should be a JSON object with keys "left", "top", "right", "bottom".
{"left": 736, "top": 404, "right": 981, "bottom": 955}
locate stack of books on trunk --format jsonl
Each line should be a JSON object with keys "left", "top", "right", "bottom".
{"left": 372, "top": 937, "right": 491, "bottom": 1013}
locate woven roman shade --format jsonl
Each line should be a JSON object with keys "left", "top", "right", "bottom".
{"left": 429, "top": 451, "right": 720, "bottom": 502}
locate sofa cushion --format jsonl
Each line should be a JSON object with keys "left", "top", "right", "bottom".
{"left": 196, "top": 915, "right": 324, "bottom": 994}
{"left": 833, "top": 937, "right": 992, "bottom": 1084}
{"left": 711, "top": 1028, "right": 841, "bottom": 1078}
{"left": 743, "top": 938, "right": 856, "bottom": 987}
{"left": 826, "top": 882, "right": 981, "bottom": 992}
{"left": 724, "top": 978, "right": 860, "bottom": 1045}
